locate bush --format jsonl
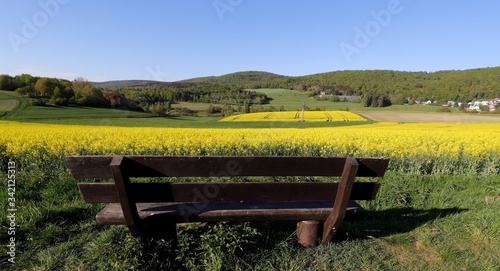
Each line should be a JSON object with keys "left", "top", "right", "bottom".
{"left": 171, "top": 107, "right": 198, "bottom": 116}
{"left": 49, "top": 97, "right": 69, "bottom": 106}
{"left": 30, "top": 98, "right": 48, "bottom": 106}
{"left": 150, "top": 103, "right": 169, "bottom": 117}
{"left": 437, "top": 107, "right": 451, "bottom": 112}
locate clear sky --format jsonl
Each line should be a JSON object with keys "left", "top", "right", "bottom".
{"left": 1, "top": 0, "right": 500, "bottom": 82}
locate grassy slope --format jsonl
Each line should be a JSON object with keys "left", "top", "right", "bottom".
{"left": 0, "top": 168, "right": 498, "bottom": 270}
{"left": 0, "top": 91, "right": 25, "bottom": 118}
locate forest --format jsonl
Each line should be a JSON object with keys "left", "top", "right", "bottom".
{"left": 180, "top": 68, "right": 500, "bottom": 103}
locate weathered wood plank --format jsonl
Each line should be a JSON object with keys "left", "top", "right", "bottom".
{"left": 95, "top": 200, "right": 365, "bottom": 224}
{"left": 78, "top": 182, "right": 381, "bottom": 203}
{"left": 67, "top": 156, "right": 389, "bottom": 179}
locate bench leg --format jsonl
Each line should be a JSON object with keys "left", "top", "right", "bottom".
{"left": 297, "top": 220, "right": 320, "bottom": 247}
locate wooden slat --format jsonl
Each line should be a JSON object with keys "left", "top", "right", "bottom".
{"left": 67, "top": 156, "right": 389, "bottom": 179}
{"left": 78, "top": 182, "right": 381, "bottom": 203}
{"left": 96, "top": 200, "right": 365, "bottom": 224}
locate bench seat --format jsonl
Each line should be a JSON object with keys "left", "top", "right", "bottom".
{"left": 96, "top": 200, "right": 366, "bottom": 224}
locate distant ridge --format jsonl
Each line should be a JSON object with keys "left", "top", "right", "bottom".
{"left": 90, "top": 80, "right": 163, "bottom": 89}
{"left": 181, "top": 71, "right": 286, "bottom": 84}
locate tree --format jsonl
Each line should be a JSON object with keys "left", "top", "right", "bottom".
{"left": 75, "top": 85, "right": 109, "bottom": 107}
{"left": 14, "top": 74, "right": 36, "bottom": 88}
{"left": 35, "top": 78, "right": 57, "bottom": 97}
{"left": 362, "top": 93, "right": 391, "bottom": 107}
{"left": 377, "top": 95, "right": 392, "bottom": 107}
{"left": 0, "top": 75, "right": 16, "bottom": 91}
{"left": 72, "top": 77, "right": 89, "bottom": 94}
{"left": 50, "top": 84, "right": 75, "bottom": 105}
{"left": 204, "top": 104, "right": 214, "bottom": 117}
{"left": 243, "top": 102, "right": 250, "bottom": 113}
{"left": 361, "top": 93, "right": 373, "bottom": 107}
{"left": 479, "top": 104, "right": 489, "bottom": 112}
{"left": 15, "top": 85, "right": 37, "bottom": 97}
{"left": 329, "top": 96, "right": 340, "bottom": 102}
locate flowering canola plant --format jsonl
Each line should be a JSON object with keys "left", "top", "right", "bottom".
{"left": 1, "top": 120, "right": 499, "bottom": 174}
{"left": 220, "top": 111, "right": 367, "bottom": 122}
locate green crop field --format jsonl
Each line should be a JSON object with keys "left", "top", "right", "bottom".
{"left": 0, "top": 100, "right": 18, "bottom": 113}
{"left": 247, "top": 89, "right": 461, "bottom": 113}
{"left": 7, "top": 105, "right": 154, "bottom": 121}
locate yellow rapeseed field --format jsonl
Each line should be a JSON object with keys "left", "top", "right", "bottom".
{"left": 1, "top": 121, "right": 499, "bottom": 168}
{"left": 220, "top": 111, "right": 367, "bottom": 122}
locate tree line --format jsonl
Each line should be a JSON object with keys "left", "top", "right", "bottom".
{"left": 118, "top": 83, "right": 269, "bottom": 111}
{"left": 0, "top": 74, "right": 113, "bottom": 108}
{"left": 0, "top": 74, "right": 269, "bottom": 113}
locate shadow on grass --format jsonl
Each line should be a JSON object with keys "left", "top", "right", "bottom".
{"left": 333, "top": 207, "right": 468, "bottom": 241}
{"left": 35, "top": 206, "right": 99, "bottom": 228}
{"left": 244, "top": 207, "right": 467, "bottom": 246}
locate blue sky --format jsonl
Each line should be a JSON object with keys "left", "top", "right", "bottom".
{"left": 1, "top": 0, "right": 500, "bottom": 82}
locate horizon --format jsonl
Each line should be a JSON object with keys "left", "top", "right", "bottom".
{"left": 3, "top": 65, "right": 500, "bottom": 83}
{"left": 2, "top": 1, "right": 500, "bottom": 82}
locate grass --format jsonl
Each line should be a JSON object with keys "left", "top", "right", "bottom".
{"left": 0, "top": 100, "right": 18, "bottom": 113}
{"left": 0, "top": 91, "right": 26, "bottom": 118}
{"left": 0, "top": 156, "right": 499, "bottom": 270}
{"left": 0, "top": 91, "right": 21, "bottom": 100}
{"left": 7, "top": 105, "right": 154, "bottom": 121}
{"left": 247, "top": 89, "right": 461, "bottom": 113}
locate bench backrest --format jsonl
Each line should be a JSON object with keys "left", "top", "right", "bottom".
{"left": 67, "top": 156, "right": 389, "bottom": 204}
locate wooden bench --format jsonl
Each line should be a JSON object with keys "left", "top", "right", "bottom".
{"left": 67, "top": 155, "right": 389, "bottom": 247}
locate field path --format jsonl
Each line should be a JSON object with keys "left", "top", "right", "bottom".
{"left": 358, "top": 112, "right": 500, "bottom": 123}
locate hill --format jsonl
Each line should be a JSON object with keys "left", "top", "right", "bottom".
{"left": 291, "top": 67, "right": 500, "bottom": 101}
{"left": 169, "top": 67, "right": 500, "bottom": 102}
{"left": 87, "top": 67, "right": 500, "bottom": 102}
{"left": 181, "top": 71, "right": 286, "bottom": 84}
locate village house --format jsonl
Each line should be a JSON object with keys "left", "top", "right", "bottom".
{"left": 467, "top": 98, "right": 499, "bottom": 112}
